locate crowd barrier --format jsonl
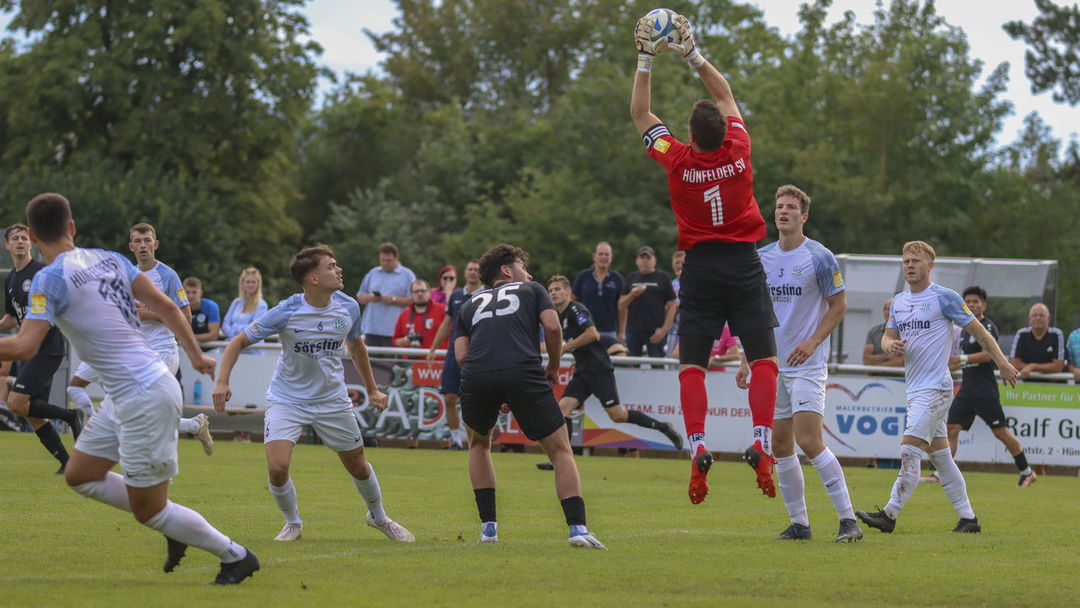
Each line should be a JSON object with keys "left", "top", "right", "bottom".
{"left": 176, "top": 343, "right": 1080, "bottom": 467}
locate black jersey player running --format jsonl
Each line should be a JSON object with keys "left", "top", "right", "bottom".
{"left": 455, "top": 244, "right": 604, "bottom": 548}
{"left": 549, "top": 274, "right": 682, "bottom": 447}
{"left": 1, "top": 223, "right": 82, "bottom": 473}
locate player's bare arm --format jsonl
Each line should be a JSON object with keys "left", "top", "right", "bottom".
{"left": 669, "top": 15, "right": 741, "bottom": 119}
{"left": 212, "top": 332, "right": 253, "bottom": 413}
{"left": 541, "top": 308, "right": 563, "bottom": 384}
{"left": 964, "top": 318, "right": 1018, "bottom": 386}
{"left": 0, "top": 318, "right": 50, "bottom": 361}
{"left": 564, "top": 325, "right": 599, "bottom": 353}
{"left": 0, "top": 313, "right": 18, "bottom": 332}
{"left": 347, "top": 338, "right": 387, "bottom": 412}
{"left": 132, "top": 273, "right": 214, "bottom": 377}
{"left": 881, "top": 328, "right": 905, "bottom": 357}
{"left": 630, "top": 15, "right": 663, "bottom": 136}
{"left": 427, "top": 315, "right": 453, "bottom": 361}
{"left": 788, "top": 291, "right": 846, "bottom": 367}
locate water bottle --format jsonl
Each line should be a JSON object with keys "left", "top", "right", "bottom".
{"left": 193, "top": 378, "right": 203, "bottom": 405}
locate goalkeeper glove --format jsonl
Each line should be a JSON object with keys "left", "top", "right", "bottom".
{"left": 669, "top": 14, "right": 705, "bottom": 68}
{"left": 635, "top": 16, "right": 660, "bottom": 72}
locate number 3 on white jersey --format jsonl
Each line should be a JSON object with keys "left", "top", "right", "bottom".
{"left": 704, "top": 185, "right": 724, "bottom": 225}
{"left": 471, "top": 284, "right": 521, "bottom": 325}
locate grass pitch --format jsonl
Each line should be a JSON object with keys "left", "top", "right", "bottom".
{"left": 2, "top": 433, "right": 1078, "bottom": 607}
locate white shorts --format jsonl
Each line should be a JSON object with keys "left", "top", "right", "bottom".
{"left": 774, "top": 366, "right": 827, "bottom": 420}
{"left": 903, "top": 388, "right": 952, "bottom": 442}
{"left": 73, "top": 349, "right": 179, "bottom": 384}
{"left": 74, "top": 373, "right": 181, "bottom": 488}
{"left": 264, "top": 399, "right": 364, "bottom": 453}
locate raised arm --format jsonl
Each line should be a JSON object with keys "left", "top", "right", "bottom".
{"left": 631, "top": 16, "right": 663, "bottom": 136}
{"left": 669, "top": 15, "right": 741, "bottom": 119}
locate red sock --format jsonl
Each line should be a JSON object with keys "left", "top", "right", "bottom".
{"left": 748, "top": 359, "right": 778, "bottom": 428}
{"left": 679, "top": 367, "right": 707, "bottom": 436}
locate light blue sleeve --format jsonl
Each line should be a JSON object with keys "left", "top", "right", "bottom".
{"left": 162, "top": 265, "right": 189, "bottom": 307}
{"left": 245, "top": 296, "right": 298, "bottom": 344}
{"left": 343, "top": 295, "right": 363, "bottom": 341}
{"left": 808, "top": 241, "right": 844, "bottom": 298}
{"left": 937, "top": 287, "right": 975, "bottom": 326}
{"left": 25, "top": 267, "right": 68, "bottom": 324}
{"left": 106, "top": 250, "right": 142, "bottom": 283}
{"left": 358, "top": 269, "right": 373, "bottom": 297}
{"left": 885, "top": 296, "right": 899, "bottom": 331}
{"left": 222, "top": 299, "right": 243, "bottom": 338}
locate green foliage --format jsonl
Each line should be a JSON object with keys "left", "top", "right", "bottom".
{"left": 1004, "top": 0, "right": 1080, "bottom": 105}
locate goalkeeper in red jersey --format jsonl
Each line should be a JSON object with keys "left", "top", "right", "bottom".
{"left": 631, "top": 13, "right": 780, "bottom": 504}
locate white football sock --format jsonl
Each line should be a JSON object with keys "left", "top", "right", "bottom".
{"left": 449, "top": 428, "right": 464, "bottom": 447}
{"left": 776, "top": 454, "right": 808, "bottom": 526}
{"left": 67, "top": 386, "right": 95, "bottom": 415}
{"left": 811, "top": 448, "right": 855, "bottom": 520}
{"left": 353, "top": 463, "right": 387, "bottom": 524}
{"left": 269, "top": 478, "right": 302, "bottom": 525}
{"left": 144, "top": 501, "right": 246, "bottom": 563}
{"left": 178, "top": 417, "right": 200, "bottom": 434}
{"left": 753, "top": 425, "right": 773, "bottom": 455}
{"left": 928, "top": 447, "right": 976, "bottom": 520}
{"left": 71, "top": 471, "right": 131, "bottom": 512}
{"left": 885, "top": 444, "right": 923, "bottom": 519}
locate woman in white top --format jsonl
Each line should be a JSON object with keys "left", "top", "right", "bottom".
{"left": 222, "top": 267, "right": 269, "bottom": 339}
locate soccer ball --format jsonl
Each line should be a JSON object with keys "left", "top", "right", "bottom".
{"left": 644, "top": 8, "right": 680, "bottom": 46}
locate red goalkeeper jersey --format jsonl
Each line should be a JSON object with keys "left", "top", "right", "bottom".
{"left": 643, "top": 117, "right": 765, "bottom": 250}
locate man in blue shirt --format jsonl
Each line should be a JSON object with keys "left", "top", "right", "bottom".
{"left": 355, "top": 242, "right": 415, "bottom": 348}
{"left": 184, "top": 276, "right": 221, "bottom": 345}
{"left": 571, "top": 242, "right": 623, "bottom": 341}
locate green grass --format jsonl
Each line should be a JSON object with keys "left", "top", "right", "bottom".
{"left": 2, "top": 433, "right": 1077, "bottom": 607}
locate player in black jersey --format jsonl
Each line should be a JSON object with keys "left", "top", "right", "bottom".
{"left": 455, "top": 244, "right": 604, "bottom": 549}
{"left": 548, "top": 275, "right": 682, "bottom": 448}
{"left": 1, "top": 223, "right": 82, "bottom": 473}
{"left": 943, "top": 286, "right": 1036, "bottom": 487}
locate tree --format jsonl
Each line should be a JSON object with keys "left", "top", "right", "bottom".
{"left": 0, "top": 0, "right": 323, "bottom": 298}
{"left": 1004, "top": 0, "right": 1080, "bottom": 105}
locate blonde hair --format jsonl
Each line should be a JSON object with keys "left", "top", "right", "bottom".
{"left": 775, "top": 184, "right": 811, "bottom": 214}
{"left": 237, "top": 267, "right": 263, "bottom": 313}
{"left": 901, "top": 241, "right": 936, "bottom": 261}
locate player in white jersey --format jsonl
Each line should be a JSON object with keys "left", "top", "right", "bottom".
{"left": 855, "top": 241, "right": 1018, "bottom": 534}
{"left": 739, "top": 185, "right": 861, "bottom": 543}
{"left": 66, "top": 223, "right": 213, "bottom": 454}
{"left": 213, "top": 246, "right": 414, "bottom": 544}
{"left": 0, "top": 193, "right": 258, "bottom": 584}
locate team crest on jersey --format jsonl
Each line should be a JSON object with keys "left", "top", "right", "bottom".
{"left": 334, "top": 317, "right": 348, "bottom": 333}
{"left": 791, "top": 265, "right": 804, "bottom": 279}
{"left": 22, "top": 279, "right": 31, "bottom": 292}
{"left": 653, "top": 139, "right": 670, "bottom": 153}
{"left": 833, "top": 271, "right": 843, "bottom": 288}
{"left": 30, "top": 294, "right": 46, "bottom": 314}
{"left": 920, "top": 302, "right": 933, "bottom": 313}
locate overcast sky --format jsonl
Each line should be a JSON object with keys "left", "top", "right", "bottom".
{"left": 303, "top": 0, "right": 1077, "bottom": 148}
{"left": 3, "top": 1, "right": 1076, "bottom": 148}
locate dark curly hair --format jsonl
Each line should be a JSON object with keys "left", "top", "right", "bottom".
{"left": 478, "top": 243, "right": 529, "bottom": 286}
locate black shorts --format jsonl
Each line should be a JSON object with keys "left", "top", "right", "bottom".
{"left": 563, "top": 370, "right": 620, "bottom": 408}
{"left": 460, "top": 367, "right": 565, "bottom": 441}
{"left": 11, "top": 353, "right": 63, "bottom": 401}
{"left": 679, "top": 241, "right": 778, "bottom": 340}
{"left": 947, "top": 392, "right": 1008, "bottom": 431}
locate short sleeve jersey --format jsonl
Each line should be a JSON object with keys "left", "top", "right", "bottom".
{"left": 454, "top": 281, "right": 554, "bottom": 375}
{"left": 886, "top": 283, "right": 975, "bottom": 392}
{"left": 245, "top": 291, "right": 362, "bottom": 407}
{"left": 139, "top": 261, "right": 189, "bottom": 353}
{"left": 621, "top": 270, "right": 676, "bottom": 333}
{"left": 26, "top": 248, "right": 170, "bottom": 401}
{"left": 443, "top": 286, "right": 477, "bottom": 356}
{"left": 560, "top": 301, "right": 612, "bottom": 373}
{"left": 1009, "top": 326, "right": 1066, "bottom": 364}
{"left": 1067, "top": 328, "right": 1080, "bottom": 368}
{"left": 5, "top": 259, "right": 65, "bottom": 357}
{"left": 758, "top": 238, "right": 844, "bottom": 371}
{"left": 957, "top": 316, "right": 1000, "bottom": 397}
{"left": 191, "top": 298, "right": 221, "bottom": 335}
{"left": 571, "top": 268, "right": 623, "bottom": 334}
{"left": 356, "top": 264, "right": 416, "bottom": 337}
{"left": 865, "top": 322, "right": 887, "bottom": 356}
{"left": 643, "top": 119, "right": 766, "bottom": 250}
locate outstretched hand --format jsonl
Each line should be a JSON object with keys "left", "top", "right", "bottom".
{"left": 668, "top": 14, "right": 705, "bottom": 67}
{"left": 634, "top": 16, "right": 661, "bottom": 55}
